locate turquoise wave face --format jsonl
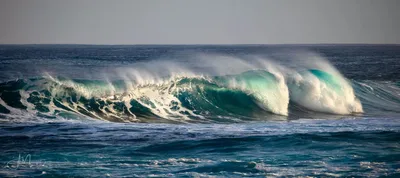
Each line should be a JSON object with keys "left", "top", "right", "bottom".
{"left": 215, "top": 70, "right": 278, "bottom": 91}
{"left": 212, "top": 70, "right": 288, "bottom": 115}
{"left": 174, "top": 71, "right": 285, "bottom": 120}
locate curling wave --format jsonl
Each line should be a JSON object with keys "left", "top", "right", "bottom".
{"left": 1, "top": 53, "right": 398, "bottom": 123}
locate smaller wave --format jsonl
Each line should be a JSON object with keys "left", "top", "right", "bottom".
{"left": 353, "top": 80, "right": 400, "bottom": 115}
{"left": 288, "top": 69, "right": 363, "bottom": 115}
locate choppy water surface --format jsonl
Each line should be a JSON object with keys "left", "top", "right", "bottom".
{"left": 0, "top": 45, "right": 399, "bottom": 177}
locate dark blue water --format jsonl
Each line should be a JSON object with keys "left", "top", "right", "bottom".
{"left": 0, "top": 45, "right": 399, "bottom": 177}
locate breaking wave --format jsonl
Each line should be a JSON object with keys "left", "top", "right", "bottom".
{"left": 1, "top": 52, "right": 397, "bottom": 123}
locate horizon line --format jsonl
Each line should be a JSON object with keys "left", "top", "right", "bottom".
{"left": 0, "top": 43, "right": 400, "bottom": 46}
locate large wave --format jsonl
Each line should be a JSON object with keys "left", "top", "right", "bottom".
{"left": 0, "top": 72, "right": 287, "bottom": 123}
{"left": 0, "top": 52, "right": 398, "bottom": 123}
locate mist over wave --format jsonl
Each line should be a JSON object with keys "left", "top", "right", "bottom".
{"left": 0, "top": 51, "right": 386, "bottom": 123}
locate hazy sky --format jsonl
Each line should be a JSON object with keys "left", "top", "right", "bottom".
{"left": 0, "top": 0, "right": 399, "bottom": 44}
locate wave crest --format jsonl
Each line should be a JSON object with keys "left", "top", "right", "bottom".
{"left": 0, "top": 52, "right": 375, "bottom": 123}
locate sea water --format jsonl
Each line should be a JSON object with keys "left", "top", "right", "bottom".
{"left": 0, "top": 45, "right": 399, "bottom": 177}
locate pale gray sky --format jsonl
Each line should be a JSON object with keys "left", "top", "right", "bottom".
{"left": 0, "top": 0, "right": 399, "bottom": 44}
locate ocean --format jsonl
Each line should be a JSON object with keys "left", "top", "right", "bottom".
{"left": 0, "top": 44, "right": 399, "bottom": 177}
